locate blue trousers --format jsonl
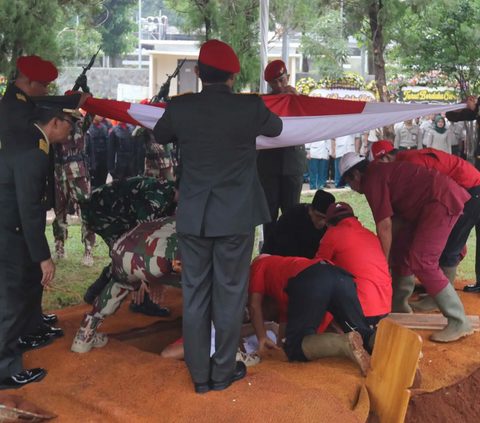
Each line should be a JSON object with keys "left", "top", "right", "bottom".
{"left": 308, "top": 159, "right": 329, "bottom": 190}
{"left": 334, "top": 157, "right": 343, "bottom": 188}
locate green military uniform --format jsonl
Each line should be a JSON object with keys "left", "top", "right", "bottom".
{"left": 257, "top": 124, "right": 307, "bottom": 249}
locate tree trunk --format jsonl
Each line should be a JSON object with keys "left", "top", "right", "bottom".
{"left": 302, "top": 56, "right": 309, "bottom": 72}
{"left": 204, "top": 0, "right": 211, "bottom": 40}
{"left": 368, "top": 1, "right": 393, "bottom": 141}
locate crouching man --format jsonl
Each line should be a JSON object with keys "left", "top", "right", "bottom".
{"left": 248, "top": 255, "right": 375, "bottom": 376}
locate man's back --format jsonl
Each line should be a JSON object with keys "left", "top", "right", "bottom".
{"left": 316, "top": 217, "right": 391, "bottom": 317}
{"left": 157, "top": 84, "right": 282, "bottom": 237}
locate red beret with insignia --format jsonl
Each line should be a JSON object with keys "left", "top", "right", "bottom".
{"left": 264, "top": 60, "right": 287, "bottom": 82}
{"left": 198, "top": 40, "right": 241, "bottom": 74}
{"left": 17, "top": 55, "right": 58, "bottom": 83}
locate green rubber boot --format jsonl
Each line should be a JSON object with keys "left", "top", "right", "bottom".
{"left": 411, "top": 266, "right": 457, "bottom": 312}
{"left": 429, "top": 284, "right": 473, "bottom": 343}
{"left": 391, "top": 275, "right": 415, "bottom": 313}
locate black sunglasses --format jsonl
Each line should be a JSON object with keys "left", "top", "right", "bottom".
{"left": 58, "top": 117, "right": 75, "bottom": 131}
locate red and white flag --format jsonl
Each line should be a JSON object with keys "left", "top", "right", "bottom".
{"left": 82, "top": 95, "right": 464, "bottom": 149}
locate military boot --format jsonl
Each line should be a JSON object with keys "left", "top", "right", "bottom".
{"left": 51, "top": 240, "right": 67, "bottom": 260}
{"left": 429, "top": 284, "right": 473, "bottom": 343}
{"left": 411, "top": 266, "right": 457, "bottom": 312}
{"left": 391, "top": 275, "right": 415, "bottom": 313}
{"left": 71, "top": 314, "right": 108, "bottom": 353}
{"left": 301, "top": 332, "right": 371, "bottom": 376}
{"left": 84, "top": 265, "right": 112, "bottom": 304}
{"left": 129, "top": 292, "right": 171, "bottom": 317}
{"left": 81, "top": 245, "right": 94, "bottom": 267}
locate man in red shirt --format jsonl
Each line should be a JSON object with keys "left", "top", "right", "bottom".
{"left": 339, "top": 152, "right": 472, "bottom": 343}
{"left": 372, "top": 141, "right": 480, "bottom": 299}
{"left": 316, "top": 202, "right": 392, "bottom": 325}
{"left": 248, "top": 255, "right": 374, "bottom": 376}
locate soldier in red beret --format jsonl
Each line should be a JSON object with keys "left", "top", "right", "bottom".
{"left": 264, "top": 59, "right": 298, "bottom": 95}
{"left": 259, "top": 60, "right": 307, "bottom": 252}
{"left": 154, "top": 39, "right": 283, "bottom": 394}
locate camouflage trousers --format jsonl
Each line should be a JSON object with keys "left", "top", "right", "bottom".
{"left": 53, "top": 176, "right": 96, "bottom": 246}
{"left": 144, "top": 166, "right": 174, "bottom": 183}
{"left": 85, "top": 217, "right": 181, "bottom": 320}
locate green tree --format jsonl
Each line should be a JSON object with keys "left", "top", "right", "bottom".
{"left": 389, "top": 0, "right": 480, "bottom": 97}
{"left": 0, "top": 0, "right": 102, "bottom": 76}
{"left": 95, "top": 0, "right": 138, "bottom": 58}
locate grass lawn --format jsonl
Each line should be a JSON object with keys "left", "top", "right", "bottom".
{"left": 44, "top": 190, "right": 477, "bottom": 309}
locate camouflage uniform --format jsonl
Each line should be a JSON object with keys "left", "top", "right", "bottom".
{"left": 133, "top": 126, "right": 174, "bottom": 182}
{"left": 71, "top": 217, "right": 181, "bottom": 353}
{"left": 52, "top": 113, "right": 96, "bottom": 265}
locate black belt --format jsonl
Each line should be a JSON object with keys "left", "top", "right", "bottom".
{"left": 55, "top": 154, "right": 84, "bottom": 164}
{"left": 400, "top": 146, "right": 417, "bottom": 150}
{"left": 146, "top": 152, "right": 171, "bottom": 160}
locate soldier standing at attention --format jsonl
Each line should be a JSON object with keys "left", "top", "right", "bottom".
{"left": 153, "top": 40, "right": 283, "bottom": 393}
{"left": 108, "top": 122, "right": 139, "bottom": 179}
{"left": 52, "top": 77, "right": 96, "bottom": 266}
{"left": 0, "top": 95, "right": 82, "bottom": 389}
{"left": 86, "top": 115, "right": 109, "bottom": 188}
{"left": 258, "top": 60, "right": 307, "bottom": 247}
{"left": 0, "top": 56, "right": 89, "bottom": 344}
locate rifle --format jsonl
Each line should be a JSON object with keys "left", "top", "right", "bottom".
{"left": 72, "top": 46, "right": 101, "bottom": 91}
{"left": 151, "top": 58, "right": 186, "bottom": 103}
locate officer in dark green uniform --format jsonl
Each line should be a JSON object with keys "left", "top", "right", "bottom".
{"left": 0, "top": 95, "right": 81, "bottom": 390}
{"left": 446, "top": 96, "right": 480, "bottom": 293}
{"left": 258, "top": 60, "right": 307, "bottom": 249}
{"left": 154, "top": 40, "right": 283, "bottom": 394}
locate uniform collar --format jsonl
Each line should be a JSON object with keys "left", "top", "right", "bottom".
{"left": 34, "top": 123, "right": 50, "bottom": 147}
{"left": 201, "top": 84, "right": 232, "bottom": 93}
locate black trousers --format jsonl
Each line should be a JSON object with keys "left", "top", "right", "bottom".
{"left": 178, "top": 231, "right": 255, "bottom": 383}
{"left": 91, "top": 159, "right": 109, "bottom": 189}
{"left": 283, "top": 262, "right": 375, "bottom": 362}
{"left": 259, "top": 174, "right": 303, "bottom": 249}
{"left": 0, "top": 261, "right": 42, "bottom": 379}
{"left": 441, "top": 185, "right": 480, "bottom": 267}
{"left": 115, "top": 162, "right": 137, "bottom": 179}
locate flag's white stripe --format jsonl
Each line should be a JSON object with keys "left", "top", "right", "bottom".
{"left": 128, "top": 101, "right": 466, "bottom": 150}
{"left": 257, "top": 102, "right": 464, "bottom": 149}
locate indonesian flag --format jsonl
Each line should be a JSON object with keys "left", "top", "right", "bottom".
{"left": 82, "top": 95, "right": 465, "bottom": 149}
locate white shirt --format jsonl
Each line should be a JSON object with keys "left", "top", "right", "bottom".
{"left": 419, "top": 120, "right": 433, "bottom": 145}
{"left": 364, "top": 128, "right": 383, "bottom": 143}
{"left": 448, "top": 122, "right": 465, "bottom": 147}
{"left": 333, "top": 134, "right": 357, "bottom": 158}
{"left": 306, "top": 140, "right": 330, "bottom": 160}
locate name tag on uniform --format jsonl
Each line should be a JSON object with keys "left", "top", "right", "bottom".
{"left": 39, "top": 139, "right": 49, "bottom": 154}
{"left": 16, "top": 93, "right": 27, "bottom": 101}
{"left": 412, "top": 135, "right": 417, "bottom": 140}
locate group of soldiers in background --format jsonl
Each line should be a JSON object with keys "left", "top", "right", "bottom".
{"left": 52, "top": 103, "right": 174, "bottom": 267}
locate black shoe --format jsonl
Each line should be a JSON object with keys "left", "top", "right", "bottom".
{"left": 210, "top": 361, "right": 247, "bottom": 391}
{"left": 43, "top": 313, "right": 58, "bottom": 326}
{"left": 194, "top": 381, "right": 210, "bottom": 394}
{"left": 129, "top": 292, "right": 171, "bottom": 317}
{"left": 84, "top": 265, "right": 112, "bottom": 304}
{"left": 463, "top": 283, "right": 480, "bottom": 293}
{"left": 0, "top": 368, "right": 47, "bottom": 390}
{"left": 36, "top": 325, "right": 64, "bottom": 340}
{"left": 17, "top": 334, "right": 53, "bottom": 353}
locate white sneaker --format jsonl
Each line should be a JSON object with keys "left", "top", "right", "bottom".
{"left": 71, "top": 332, "right": 108, "bottom": 353}
{"left": 236, "top": 349, "right": 260, "bottom": 367}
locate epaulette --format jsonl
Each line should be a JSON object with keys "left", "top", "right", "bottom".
{"left": 39, "top": 138, "right": 49, "bottom": 154}
{"left": 171, "top": 92, "right": 194, "bottom": 98}
{"left": 16, "top": 93, "right": 27, "bottom": 101}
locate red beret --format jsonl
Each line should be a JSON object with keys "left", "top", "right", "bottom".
{"left": 17, "top": 55, "right": 58, "bottom": 83}
{"left": 264, "top": 60, "right": 287, "bottom": 82}
{"left": 198, "top": 40, "right": 241, "bottom": 73}
{"left": 326, "top": 202, "right": 354, "bottom": 222}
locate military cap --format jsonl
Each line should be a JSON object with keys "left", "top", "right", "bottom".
{"left": 30, "top": 94, "right": 83, "bottom": 120}
{"left": 264, "top": 60, "right": 287, "bottom": 82}
{"left": 16, "top": 55, "right": 58, "bottom": 83}
{"left": 198, "top": 40, "right": 241, "bottom": 73}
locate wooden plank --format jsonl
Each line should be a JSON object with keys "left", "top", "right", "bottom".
{"left": 388, "top": 313, "right": 479, "bottom": 331}
{"left": 366, "top": 318, "right": 423, "bottom": 423}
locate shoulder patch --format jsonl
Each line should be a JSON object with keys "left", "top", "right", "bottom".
{"left": 171, "top": 92, "right": 194, "bottom": 98}
{"left": 16, "top": 93, "right": 27, "bottom": 101}
{"left": 39, "top": 139, "right": 49, "bottom": 154}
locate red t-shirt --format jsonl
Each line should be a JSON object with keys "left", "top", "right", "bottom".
{"left": 315, "top": 217, "right": 392, "bottom": 317}
{"left": 396, "top": 148, "right": 480, "bottom": 190}
{"left": 249, "top": 256, "right": 332, "bottom": 331}
{"left": 362, "top": 161, "right": 471, "bottom": 224}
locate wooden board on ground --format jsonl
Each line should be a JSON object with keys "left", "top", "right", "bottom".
{"left": 388, "top": 313, "right": 480, "bottom": 331}
{"left": 366, "top": 318, "right": 423, "bottom": 423}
